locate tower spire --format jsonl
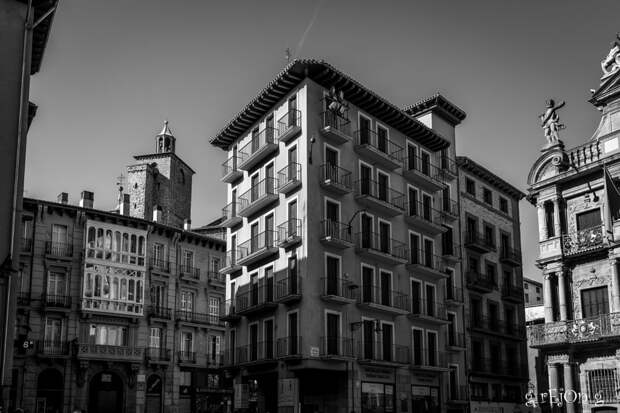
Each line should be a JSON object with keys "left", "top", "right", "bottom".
{"left": 156, "top": 119, "right": 176, "bottom": 153}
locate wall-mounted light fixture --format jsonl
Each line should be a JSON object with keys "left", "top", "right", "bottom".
{"left": 309, "top": 136, "right": 316, "bottom": 164}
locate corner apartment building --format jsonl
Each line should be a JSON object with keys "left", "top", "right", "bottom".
{"left": 524, "top": 277, "right": 543, "bottom": 306}
{"left": 526, "top": 38, "right": 620, "bottom": 413}
{"left": 211, "top": 60, "right": 469, "bottom": 413}
{"left": 10, "top": 125, "right": 227, "bottom": 413}
{"left": 456, "top": 157, "right": 529, "bottom": 411}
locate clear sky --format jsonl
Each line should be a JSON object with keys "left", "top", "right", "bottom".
{"left": 25, "top": 0, "right": 620, "bottom": 281}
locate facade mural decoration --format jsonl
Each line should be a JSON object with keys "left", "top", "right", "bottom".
{"left": 601, "top": 34, "right": 620, "bottom": 80}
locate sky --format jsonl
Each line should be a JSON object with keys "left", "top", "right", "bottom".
{"left": 25, "top": 0, "right": 620, "bottom": 281}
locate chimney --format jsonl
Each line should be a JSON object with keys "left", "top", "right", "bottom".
{"left": 153, "top": 205, "right": 162, "bottom": 223}
{"left": 183, "top": 219, "right": 191, "bottom": 231}
{"left": 120, "top": 194, "right": 130, "bottom": 216}
{"left": 79, "top": 191, "right": 94, "bottom": 208}
{"left": 57, "top": 192, "right": 68, "bottom": 204}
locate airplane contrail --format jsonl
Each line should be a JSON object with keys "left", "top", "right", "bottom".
{"left": 295, "top": 0, "right": 326, "bottom": 58}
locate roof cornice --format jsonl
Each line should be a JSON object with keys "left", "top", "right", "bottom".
{"left": 209, "top": 59, "right": 450, "bottom": 152}
{"left": 456, "top": 156, "right": 526, "bottom": 200}
{"left": 133, "top": 152, "right": 196, "bottom": 175}
{"left": 403, "top": 93, "right": 467, "bottom": 126}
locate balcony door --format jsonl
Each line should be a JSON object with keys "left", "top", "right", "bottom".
{"left": 250, "top": 223, "right": 259, "bottom": 254}
{"left": 265, "top": 267, "right": 274, "bottom": 302}
{"left": 410, "top": 233, "right": 420, "bottom": 264}
{"left": 326, "top": 201, "right": 339, "bottom": 238}
{"left": 422, "top": 194, "right": 432, "bottom": 221}
{"left": 266, "top": 115, "right": 274, "bottom": 141}
{"left": 288, "top": 312, "right": 299, "bottom": 355}
{"left": 449, "top": 366, "right": 458, "bottom": 400}
{"left": 361, "top": 214, "right": 373, "bottom": 249}
{"left": 250, "top": 174, "right": 259, "bottom": 202}
{"left": 447, "top": 313, "right": 456, "bottom": 345}
{"left": 251, "top": 128, "right": 259, "bottom": 154}
{"left": 377, "top": 125, "right": 388, "bottom": 153}
{"left": 362, "top": 266, "right": 374, "bottom": 303}
{"left": 326, "top": 312, "right": 340, "bottom": 355}
{"left": 52, "top": 224, "right": 67, "bottom": 246}
{"left": 360, "top": 165, "right": 371, "bottom": 195}
{"left": 44, "top": 318, "right": 62, "bottom": 350}
{"left": 264, "top": 319, "right": 274, "bottom": 359}
{"left": 581, "top": 286, "right": 609, "bottom": 317}
{"left": 326, "top": 146, "right": 338, "bottom": 166}
{"left": 250, "top": 273, "right": 259, "bottom": 307}
{"left": 426, "top": 285, "right": 435, "bottom": 317}
{"left": 231, "top": 188, "right": 237, "bottom": 216}
{"left": 381, "top": 323, "right": 393, "bottom": 362}
{"left": 380, "top": 271, "right": 391, "bottom": 307}
{"left": 266, "top": 163, "right": 275, "bottom": 194}
{"left": 377, "top": 172, "right": 389, "bottom": 202}
{"left": 326, "top": 255, "right": 340, "bottom": 296}
{"left": 407, "top": 144, "right": 417, "bottom": 171}
{"left": 359, "top": 115, "right": 371, "bottom": 145}
{"left": 249, "top": 324, "right": 258, "bottom": 361}
{"left": 427, "top": 331, "right": 437, "bottom": 366}
{"left": 421, "top": 151, "right": 430, "bottom": 176}
{"left": 47, "top": 272, "right": 66, "bottom": 301}
{"left": 288, "top": 256, "right": 298, "bottom": 295}
{"left": 411, "top": 280, "right": 421, "bottom": 314}
{"left": 265, "top": 214, "right": 274, "bottom": 247}
{"left": 288, "top": 96, "right": 297, "bottom": 127}
{"left": 325, "top": 147, "right": 339, "bottom": 183}
{"left": 363, "top": 320, "right": 375, "bottom": 359}
{"left": 446, "top": 269, "right": 454, "bottom": 300}
{"left": 379, "top": 222, "right": 390, "bottom": 254}
{"left": 288, "top": 146, "right": 297, "bottom": 181}
{"left": 288, "top": 201, "right": 297, "bottom": 237}
{"left": 442, "top": 186, "right": 451, "bottom": 212}
{"left": 412, "top": 329, "right": 423, "bottom": 365}
{"left": 408, "top": 187, "right": 418, "bottom": 216}
{"left": 424, "top": 239, "right": 434, "bottom": 268}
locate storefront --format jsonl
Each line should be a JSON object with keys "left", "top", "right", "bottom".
{"left": 411, "top": 385, "right": 440, "bottom": 413}
{"left": 361, "top": 382, "right": 395, "bottom": 413}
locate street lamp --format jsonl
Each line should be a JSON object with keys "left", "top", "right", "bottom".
{"left": 347, "top": 209, "right": 367, "bottom": 235}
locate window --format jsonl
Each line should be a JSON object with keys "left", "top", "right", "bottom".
{"left": 427, "top": 331, "right": 438, "bottom": 366}
{"left": 209, "top": 297, "right": 220, "bottom": 324}
{"left": 486, "top": 262, "right": 497, "bottom": 286}
{"left": 588, "top": 369, "right": 619, "bottom": 403}
{"left": 209, "top": 335, "right": 221, "bottom": 361}
{"left": 535, "top": 286, "right": 540, "bottom": 293}
{"left": 47, "top": 271, "right": 66, "bottom": 297}
{"left": 150, "top": 327, "right": 161, "bottom": 348}
{"left": 577, "top": 208, "right": 602, "bottom": 230}
{"left": 525, "top": 293, "right": 529, "bottom": 302}
{"left": 180, "top": 290, "right": 195, "bottom": 312}
{"left": 211, "top": 257, "right": 220, "bottom": 273}
{"left": 153, "top": 243, "right": 164, "bottom": 262}
{"left": 377, "top": 124, "right": 389, "bottom": 153}
{"left": 412, "top": 329, "right": 423, "bottom": 365}
{"left": 581, "top": 286, "right": 609, "bottom": 317}
{"left": 51, "top": 224, "right": 67, "bottom": 245}
{"left": 484, "top": 224, "right": 495, "bottom": 247}
{"left": 181, "top": 331, "right": 193, "bottom": 353}
{"left": 466, "top": 178, "right": 475, "bottom": 196}
{"left": 499, "top": 197, "right": 509, "bottom": 214}
{"left": 89, "top": 324, "right": 128, "bottom": 346}
{"left": 44, "top": 318, "right": 63, "bottom": 343}
{"left": 524, "top": 283, "right": 529, "bottom": 290}
{"left": 182, "top": 250, "right": 194, "bottom": 269}
{"left": 483, "top": 188, "right": 492, "bottom": 205}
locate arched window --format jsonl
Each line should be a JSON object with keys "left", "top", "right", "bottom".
{"left": 179, "top": 169, "right": 185, "bottom": 184}
{"left": 122, "top": 233, "right": 129, "bottom": 252}
{"left": 105, "top": 230, "right": 112, "bottom": 249}
{"left": 96, "top": 228, "right": 104, "bottom": 248}
{"left": 84, "top": 273, "right": 93, "bottom": 297}
{"left": 138, "top": 236, "right": 145, "bottom": 256}
{"left": 130, "top": 235, "right": 137, "bottom": 254}
{"left": 87, "top": 227, "right": 96, "bottom": 248}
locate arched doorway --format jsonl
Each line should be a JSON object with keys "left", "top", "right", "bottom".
{"left": 89, "top": 371, "right": 124, "bottom": 413}
{"left": 36, "top": 369, "right": 64, "bottom": 413}
{"left": 145, "top": 374, "right": 163, "bottom": 413}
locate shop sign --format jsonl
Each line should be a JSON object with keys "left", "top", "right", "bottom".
{"left": 411, "top": 386, "right": 430, "bottom": 396}
{"left": 278, "top": 378, "right": 299, "bottom": 407}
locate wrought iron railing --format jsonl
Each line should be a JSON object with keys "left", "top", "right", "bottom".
{"left": 43, "top": 294, "right": 72, "bottom": 308}
{"left": 278, "top": 219, "right": 301, "bottom": 244}
{"left": 238, "top": 127, "right": 277, "bottom": 164}
{"left": 278, "top": 163, "right": 301, "bottom": 189}
{"left": 275, "top": 271, "right": 301, "bottom": 300}
{"left": 355, "top": 231, "right": 408, "bottom": 261}
{"left": 150, "top": 257, "right": 170, "bottom": 272}
{"left": 235, "top": 282, "right": 276, "bottom": 313}
{"left": 21, "top": 237, "right": 33, "bottom": 253}
{"left": 146, "top": 347, "right": 171, "bottom": 361}
{"left": 45, "top": 241, "right": 72, "bottom": 257}
{"left": 177, "top": 351, "right": 196, "bottom": 363}
{"left": 320, "top": 336, "right": 354, "bottom": 357}
{"left": 528, "top": 312, "right": 620, "bottom": 346}
{"left": 355, "top": 179, "right": 406, "bottom": 211}
{"left": 354, "top": 128, "right": 404, "bottom": 163}
{"left": 36, "top": 340, "right": 70, "bottom": 356}
{"left": 321, "top": 111, "right": 351, "bottom": 136}
{"left": 320, "top": 163, "right": 352, "bottom": 189}
{"left": 238, "top": 177, "right": 278, "bottom": 210}
{"left": 500, "top": 247, "right": 522, "bottom": 264}
{"left": 357, "top": 341, "right": 410, "bottom": 364}
{"left": 237, "top": 230, "right": 278, "bottom": 261}
{"left": 148, "top": 305, "right": 172, "bottom": 319}
{"left": 407, "top": 200, "right": 442, "bottom": 224}
{"left": 277, "top": 336, "right": 302, "bottom": 358}
{"left": 179, "top": 264, "right": 200, "bottom": 279}
{"left": 278, "top": 109, "right": 301, "bottom": 136}
{"left": 321, "top": 277, "right": 357, "bottom": 300}
{"left": 409, "top": 248, "right": 444, "bottom": 272}
{"left": 222, "top": 155, "right": 240, "bottom": 178}
{"left": 466, "top": 271, "right": 496, "bottom": 290}
{"left": 358, "top": 285, "right": 409, "bottom": 311}
{"left": 405, "top": 154, "right": 444, "bottom": 183}
{"left": 321, "top": 220, "right": 353, "bottom": 244}
{"left": 446, "top": 286, "right": 464, "bottom": 303}
{"left": 222, "top": 201, "right": 241, "bottom": 222}
{"left": 410, "top": 299, "right": 448, "bottom": 320}
{"left": 464, "top": 231, "right": 496, "bottom": 250}
{"left": 175, "top": 310, "right": 221, "bottom": 326}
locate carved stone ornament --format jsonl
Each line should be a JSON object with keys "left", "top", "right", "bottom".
{"left": 601, "top": 35, "right": 620, "bottom": 80}
{"left": 540, "top": 99, "right": 566, "bottom": 149}
{"left": 569, "top": 319, "right": 600, "bottom": 341}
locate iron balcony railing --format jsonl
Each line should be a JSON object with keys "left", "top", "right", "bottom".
{"left": 465, "top": 230, "right": 496, "bottom": 250}
{"left": 502, "top": 284, "right": 524, "bottom": 301}
{"left": 220, "top": 299, "right": 238, "bottom": 320}
{"left": 237, "top": 341, "right": 276, "bottom": 364}
{"left": 355, "top": 231, "right": 409, "bottom": 261}
{"left": 222, "top": 201, "right": 241, "bottom": 222}
{"left": 411, "top": 350, "right": 447, "bottom": 368}
{"left": 354, "top": 128, "right": 404, "bottom": 163}
{"left": 528, "top": 312, "right": 620, "bottom": 347}
{"left": 409, "top": 248, "right": 444, "bottom": 272}
{"left": 222, "top": 155, "right": 240, "bottom": 178}
{"left": 410, "top": 299, "right": 448, "bottom": 320}
{"left": 21, "top": 237, "right": 33, "bottom": 253}
{"left": 275, "top": 271, "right": 301, "bottom": 301}
{"left": 322, "top": 111, "right": 351, "bottom": 136}
{"left": 278, "top": 109, "right": 301, "bottom": 136}
{"left": 466, "top": 270, "right": 497, "bottom": 290}
{"left": 43, "top": 293, "right": 72, "bottom": 308}
{"left": 470, "top": 315, "right": 524, "bottom": 336}
{"left": 36, "top": 339, "right": 70, "bottom": 356}
{"left": 320, "top": 336, "right": 354, "bottom": 358}
{"left": 358, "top": 285, "right": 409, "bottom": 312}
{"left": 277, "top": 219, "right": 301, "bottom": 244}
{"left": 179, "top": 264, "right": 200, "bottom": 279}
{"left": 562, "top": 224, "right": 606, "bottom": 255}
{"left": 277, "top": 336, "right": 302, "bottom": 358}
{"left": 357, "top": 341, "right": 410, "bottom": 364}
{"left": 45, "top": 241, "right": 72, "bottom": 257}
{"left": 146, "top": 347, "right": 171, "bottom": 362}
{"left": 150, "top": 257, "right": 170, "bottom": 272}
{"left": 407, "top": 200, "right": 442, "bottom": 224}
{"left": 238, "top": 127, "right": 277, "bottom": 164}
{"left": 500, "top": 247, "right": 522, "bottom": 264}
{"left": 148, "top": 305, "right": 172, "bottom": 320}
{"left": 237, "top": 230, "right": 278, "bottom": 261}
{"left": 177, "top": 351, "right": 196, "bottom": 363}
{"left": 207, "top": 271, "right": 225, "bottom": 283}
{"left": 321, "top": 220, "right": 353, "bottom": 244}
{"left": 355, "top": 179, "right": 406, "bottom": 211}
{"left": 405, "top": 155, "right": 444, "bottom": 183}
{"left": 447, "top": 332, "right": 466, "bottom": 348}
{"left": 440, "top": 156, "right": 458, "bottom": 177}
{"left": 321, "top": 277, "right": 358, "bottom": 300}
{"left": 235, "top": 282, "right": 276, "bottom": 313}
{"left": 440, "top": 198, "right": 459, "bottom": 217}
{"left": 78, "top": 344, "right": 143, "bottom": 360}
{"left": 222, "top": 250, "right": 240, "bottom": 271}
{"left": 446, "top": 286, "right": 464, "bottom": 303}
{"left": 278, "top": 163, "right": 301, "bottom": 189}
{"left": 238, "top": 177, "right": 278, "bottom": 211}
{"left": 441, "top": 241, "right": 461, "bottom": 258}
{"left": 470, "top": 357, "right": 527, "bottom": 377}
{"left": 175, "top": 310, "right": 222, "bottom": 326}
{"left": 320, "top": 163, "right": 352, "bottom": 190}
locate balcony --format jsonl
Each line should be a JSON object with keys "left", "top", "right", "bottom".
{"left": 320, "top": 220, "right": 354, "bottom": 249}
{"left": 275, "top": 271, "right": 302, "bottom": 304}
{"left": 179, "top": 264, "right": 200, "bottom": 281}
{"left": 446, "top": 333, "right": 466, "bottom": 350}
{"left": 278, "top": 219, "right": 302, "bottom": 249}
{"left": 175, "top": 310, "right": 222, "bottom": 327}
{"left": 470, "top": 357, "right": 527, "bottom": 377}
{"left": 145, "top": 347, "right": 171, "bottom": 363}
{"left": 235, "top": 283, "right": 277, "bottom": 316}
{"left": 277, "top": 336, "right": 303, "bottom": 360}
{"left": 466, "top": 271, "right": 496, "bottom": 293}
{"left": 441, "top": 242, "right": 461, "bottom": 264}
{"left": 403, "top": 156, "right": 446, "bottom": 192}
{"left": 357, "top": 286, "right": 409, "bottom": 316}
{"left": 207, "top": 270, "right": 225, "bottom": 285}
{"left": 357, "top": 341, "right": 410, "bottom": 365}
{"left": 237, "top": 230, "right": 279, "bottom": 266}
{"left": 81, "top": 298, "right": 143, "bottom": 317}
{"left": 238, "top": 177, "right": 279, "bottom": 217}
{"left": 354, "top": 129, "right": 403, "bottom": 170}
{"left": 219, "top": 250, "right": 242, "bottom": 274}
{"left": 445, "top": 286, "right": 464, "bottom": 306}
{"left": 278, "top": 109, "right": 302, "bottom": 143}
{"left": 147, "top": 305, "right": 172, "bottom": 320}
{"left": 236, "top": 341, "right": 277, "bottom": 365}
{"left": 502, "top": 284, "right": 524, "bottom": 303}
{"left": 219, "top": 299, "right": 240, "bottom": 322}
{"left": 439, "top": 198, "right": 459, "bottom": 221}
{"left": 278, "top": 163, "right": 302, "bottom": 194}
{"left": 238, "top": 127, "right": 278, "bottom": 171}
{"left": 77, "top": 343, "right": 143, "bottom": 362}
{"left": 207, "top": 353, "right": 224, "bottom": 368}
{"left": 528, "top": 312, "right": 620, "bottom": 348}
{"left": 21, "top": 237, "right": 33, "bottom": 253}
{"left": 36, "top": 340, "right": 70, "bottom": 357}
{"left": 409, "top": 300, "right": 449, "bottom": 323}
{"left": 320, "top": 336, "right": 354, "bottom": 359}
{"left": 177, "top": 351, "right": 197, "bottom": 365}
{"left": 221, "top": 155, "right": 243, "bottom": 183}
{"left": 319, "top": 164, "right": 352, "bottom": 194}
{"left": 407, "top": 250, "right": 447, "bottom": 280}
{"left": 150, "top": 257, "right": 170, "bottom": 273}
{"left": 562, "top": 224, "right": 607, "bottom": 256}
{"left": 440, "top": 156, "right": 458, "bottom": 181}
{"left": 321, "top": 277, "right": 358, "bottom": 305}
{"left": 464, "top": 231, "right": 495, "bottom": 253}
{"left": 320, "top": 111, "right": 352, "bottom": 144}
{"left": 355, "top": 232, "right": 408, "bottom": 265}
{"left": 410, "top": 350, "right": 448, "bottom": 371}
{"left": 221, "top": 202, "right": 242, "bottom": 228}
{"left": 405, "top": 201, "right": 446, "bottom": 235}
{"left": 500, "top": 247, "right": 522, "bottom": 266}
{"left": 357, "top": 180, "right": 405, "bottom": 217}
{"left": 45, "top": 241, "right": 72, "bottom": 259}
{"left": 42, "top": 294, "right": 72, "bottom": 309}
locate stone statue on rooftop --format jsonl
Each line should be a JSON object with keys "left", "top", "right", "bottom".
{"left": 601, "top": 34, "right": 620, "bottom": 80}
{"left": 540, "top": 99, "right": 565, "bottom": 147}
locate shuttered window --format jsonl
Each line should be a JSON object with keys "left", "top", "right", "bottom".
{"left": 577, "top": 208, "right": 602, "bottom": 230}
{"left": 581, "top": 286, "right": 609, "bottom": 318}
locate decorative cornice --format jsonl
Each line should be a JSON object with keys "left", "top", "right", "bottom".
{"left": 403, "top": 93, "right": 467, "bottom": 126}
{"left": 456, "top": 156, "right": 526, "bottom": 200}
{"left": 132, "top": 152, "right": 196, "bottom": 175}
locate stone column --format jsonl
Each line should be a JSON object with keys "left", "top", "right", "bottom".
{"left": 553, "top": 198, "right": 562, "bottom": 238}
{"left": 548, "top": 363, "right": 560, "bottom": 407}
{"left": 563, "top": 362, "right": 576, "bottom": 413}
{"left": 544, "top": 273, "right": 555, "bottom": 322}
{"left": 610, "top": 257, "right": 620, "bottom": 313}
{"left": 537, "top": 202, "right": 548, "bottom": 241}
{"left": 557, "top": 268, "right": 568, "bottom": 321}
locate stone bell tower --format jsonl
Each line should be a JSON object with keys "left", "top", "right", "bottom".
{"left": 126, "top": 120, "right": 195, "bottom": 228}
